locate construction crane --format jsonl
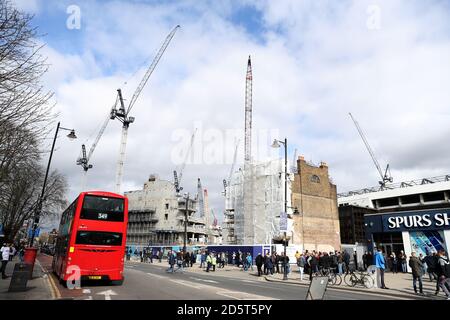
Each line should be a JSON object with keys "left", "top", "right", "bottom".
{"left": 222, "top": 139, "right": 240, "bottom": 197}
{"left": 349, "top": 112, "right": 393, "bottom": 188}
{"left": 111, "top": 25, "right": 180, "bottom": 193}
{"left": 173, "top": 170, "right": 182, "bottom": 195}
{"left": 291, "top": 148, "right": 298, "bottom": 173}
{"left": 76, "top": 96, "right": 119, "bottom": 170}
{"left": 204, "top": 188, "right": 210, "bottom": 233}
{"left": 197, "top": 178, "right": 204, "bottom": 218}
{"left": 173, "top": 128, "right": 197, "bottom": 194}
{"left": 244, "top": 56, "right": 252, "bottom": 164}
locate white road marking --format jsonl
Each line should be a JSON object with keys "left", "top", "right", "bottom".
{"left": 170, "top": 279, "right": 206, "bottom": 289}
{"left": 97, "top": 289, "right": 117, "bottom": 300}
{"left": 216, "top": 291, "right": 276, "bottom": 300}
{"left": 82, "top": 289, "right": 91, "bottom": 294}
{"left": 189, "top": 277, "right": 219, "bottom": 284}
{"left": 147, "top": 273, "right": 167, "bottom": 279}
{"left": 84, "top": 296, "right": 93, "bottom": 300}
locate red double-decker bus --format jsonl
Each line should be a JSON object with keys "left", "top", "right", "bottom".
{"left": 52, "top": 191, "right": 128, "bottom": 285}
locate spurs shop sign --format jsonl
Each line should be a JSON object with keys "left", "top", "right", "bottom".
{"left": 383, "top": 210, "right": 450, "bottom": 231}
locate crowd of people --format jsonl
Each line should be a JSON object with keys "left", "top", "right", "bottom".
{"left": 128, "top": 245, "right": 450, "bottom": 298}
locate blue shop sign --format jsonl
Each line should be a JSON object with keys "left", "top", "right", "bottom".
{"left": 381, "top": 209, "right": 450, "bottom": 232}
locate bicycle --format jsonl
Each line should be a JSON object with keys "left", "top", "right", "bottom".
{"left": 344, "top": 270, "right": 374, "bottom": 288}
{"left": 320, "top": 268, "right": 342, "bottom": 286}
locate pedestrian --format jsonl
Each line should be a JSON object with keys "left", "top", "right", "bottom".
{"left": 265, "top": 253, "right": 274, "bottom": 275}
{"left": 246, "top": 253, "right": 253, "bottom": 272}
{"left": 297, "top": 253, "right": 306, "bottom": 281}
{"left": 149, "top": 250, "right": 153, "bottom": 263}
{"left": 308, "top": 253, "right": 318, "bottom": 281}
{"left": 409, "top": 252, "right": 423, "bottom": 294}
{"left": 337, "top": 252, "right": 344, "bottom": 275}
{"left": 158, "top": 250, "right": 163, "bottom": 263}
{"left": 424, "top": 251, "right": 438, "bottom": 281}
{"left": 436, "top": 249, "right": 450, "bottom": 299}
{"left": 19, "top": 246, "right": 25, "bottom": 263}
{"left": 212, "top": 253, "right": 217, "bottom": 272}
{"left": 363, "top": 252, "right": 368, "bottom": 270}
{"left": 221, "top": 252, "right": 226, "bottom": 268}
{"left": 9, "top": 245, "right": 15, "bottom": 262}
{"left": 353, "top": 251, "right": 358, "bottom": 271}
{"left": 166, "top": 251, "right": 176, "bottom": 273}
{"left": 375, "top": 247, "right": 389, "bottom": 289}
{"left": 255, "top": 253, "right": 263, "bottom": 276}
{"left": 399, "top": 250, "right": 407, "bottom": 273}
{"left": 343, "top": 250, "right": 350, "bottom": 274}
{"left": 191, "top": 251, "right": 196, "bottom": 267}
{"left": 206, "top": 252, "right": 212, "bottom": 272}
{"left": 275, "top": 253, "right": 281, "bottom": 274}
{"left": 419, "top": 253, "right": 426, "bottom": 276}
{"left": 390, "top": 253, "right": 398, "bottom": 273}
{"left": 232, "top": 252, "right": 236, "bottom": 266}
{"left": 175, "top": 251, "right": 184, "bottom": 272}
{"left": 202, "top": 251, "right": 207, "bottom": 268}
{"left": 139, "top": 250, "right": 143, "bottom": 263}
{"left": 1, "top": 243, "right": 10, "bottom": 279}
{"left": 184, "top": 252, "right": 190, "bottom": 268}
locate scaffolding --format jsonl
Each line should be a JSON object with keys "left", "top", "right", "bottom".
{"left": 225, "top": 159, "right": 291, "bottom": 245}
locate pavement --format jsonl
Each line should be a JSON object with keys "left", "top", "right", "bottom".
{"left": 0, "top": 256, "right": 53, "bottom": 300}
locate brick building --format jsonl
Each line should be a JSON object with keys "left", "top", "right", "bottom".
{"left": 291, "top": 156, "right": 341, "bottom": 252}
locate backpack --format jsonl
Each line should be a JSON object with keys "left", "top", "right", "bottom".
{"left": 439, "top": 257, "right": 450, "bottom": 278}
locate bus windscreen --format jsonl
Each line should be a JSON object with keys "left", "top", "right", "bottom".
{"left": 80, "top": 195, "right": 124, "bottom": 221}
{"left": 75, "top": 231, "right": 123, "bottom": 246}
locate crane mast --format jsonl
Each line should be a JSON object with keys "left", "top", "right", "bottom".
{"left": 197, "top": 178, "right": 204, "bottom": 218}
{"left": 111, "top": 25, "right": 180, "bottom": 193}
{"left": 244, "top": 56, "right": 252, "bottom": 163}
{"left": 349, "top": 112, "right": 393, "bottom": 187}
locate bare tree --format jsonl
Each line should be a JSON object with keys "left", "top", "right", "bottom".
{"left": 0, "top": 0, "right": 55, "bottom": 182}
{"left": 0, "top": 1, "right": 66, "bottom": 242}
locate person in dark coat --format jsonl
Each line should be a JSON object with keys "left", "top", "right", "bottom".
{"left": 264, "top": 253, "right": 274, "bottom": 275}
{"left": 343, "top": 251, "right": 350, "bottom": 274}
{"left": 191, "top": 251, "right": 196, "bottom": 267}
{"left": 409, "top": 252, "right": 423, "bottom": 294}
{"left": 255, "top": 253, "right": 264, "bottom": 276}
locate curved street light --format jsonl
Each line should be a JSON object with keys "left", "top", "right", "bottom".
{"left": 29, "top": 122, "right": 77, "bottom": 248}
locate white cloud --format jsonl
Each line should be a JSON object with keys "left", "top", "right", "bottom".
{"left": 36, "top": 0, "right": 450, "bottom": 228}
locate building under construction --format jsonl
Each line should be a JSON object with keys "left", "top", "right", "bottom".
{"left": 223, "top": 159, "right": 293, "bottom": 245}
{"left": 125, "top": 175, "right": 221, "bottom": 247}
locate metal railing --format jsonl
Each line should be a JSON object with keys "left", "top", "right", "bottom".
{"left": 338, "top": 174, "right": 450, "bottom": 198}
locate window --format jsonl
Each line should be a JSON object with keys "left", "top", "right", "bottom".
{"left": 423, "top": 192, "right": 445, "bottom": 202}
{"left": 310, "top": 175, "right": 320, "bottom": 183}
{"left": 75, "top": 231, "right": 122, "bottom": 246}
{"left": 165, "top": 214, "right": 168, "bottom": 220}
{"left": 165, "top": 203, "right": 169, "bottom": 210}
{"left": 80, "top": 195, "right": 124, "bottom": 221}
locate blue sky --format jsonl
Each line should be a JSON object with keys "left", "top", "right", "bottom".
{"left": 12, "top": 0, "right": 450, "bottom": 230}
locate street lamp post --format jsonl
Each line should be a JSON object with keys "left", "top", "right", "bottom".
{"left": 29, "top": 122, "right": 77, "bottom": 248}
{"left": 183, "top": 193, "right": 189, "bottom": 254}
{"left": 271, "top": 137, "right": 288, "bottom": 280}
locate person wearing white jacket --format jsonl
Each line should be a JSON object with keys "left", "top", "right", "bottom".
{"left": 0, "top": 244, "right": 10, "bottom": 279}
